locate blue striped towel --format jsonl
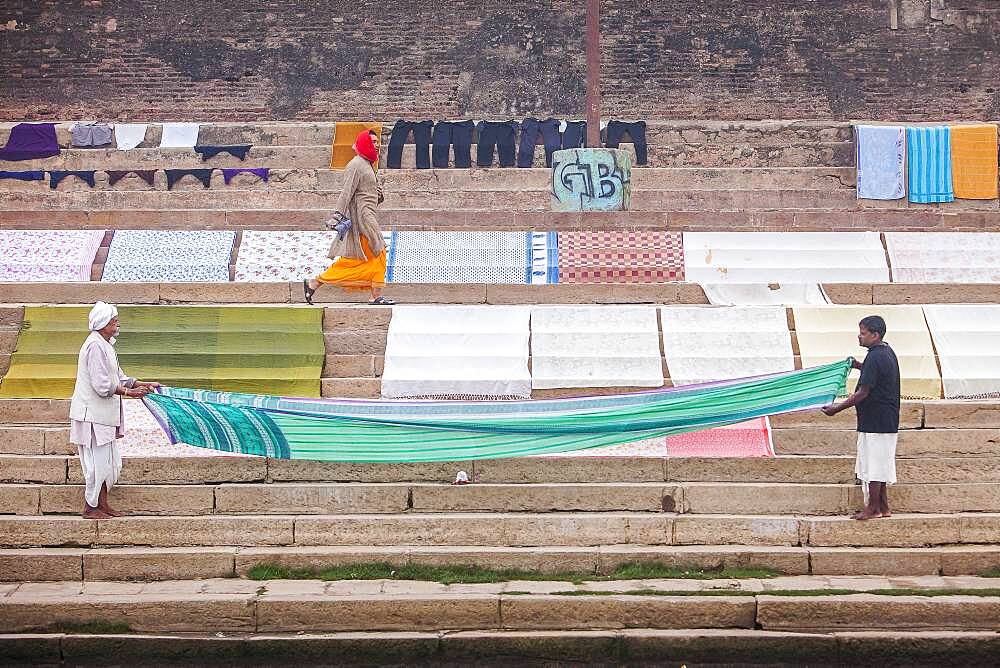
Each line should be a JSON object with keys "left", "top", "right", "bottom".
{"left": 855, "top": 125, "right": 905, "bottom": 199}
{"left": 907, "top": 126, "right": 954, "bottom": 203}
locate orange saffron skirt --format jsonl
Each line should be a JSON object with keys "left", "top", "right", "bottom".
{"left": 317, "top": 234, "right": 387, "bottom": 292}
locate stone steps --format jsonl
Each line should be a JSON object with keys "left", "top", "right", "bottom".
{"left": 2, "top": 577, "right": 1000, "bottom": 635}
{"left": 3, "top": 629, "right": 999, "bottom": 666}
{"left": 5, "top": 543, "right": 1000, "bottom": 582}
{"left": 0, "top": 166, "right": 857, "bottom": 191}
{"left": 2, "top": 282, "right": 998, "bottom": 308}
{"left": 3, "top": 480, "right": 999, "bottom": 516}
{"left": 2, "top": 207, "right": 993, "bottom": 232}
{"left": 1, "top": 512, "right": 998, "bottom": 548}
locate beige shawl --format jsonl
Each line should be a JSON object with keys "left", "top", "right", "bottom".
{"left": 328, "top": 155, "right": 386, "bottom": 260}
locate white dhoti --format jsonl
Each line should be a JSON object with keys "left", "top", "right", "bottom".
{"left": 856, "top": 432, "right": 897, "bottom": 504}
{"left": 72, "top": 421, "right": 123, "bottom": 508}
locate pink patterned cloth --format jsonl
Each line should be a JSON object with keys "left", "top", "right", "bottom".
{"left": 0, "top": 230, "right": 104, "bottom": 281}
{"left": 666, "top": 417, "right": 774, "bottom": 458}
{"left": 120, "top": 400, "right": 251, "bottom": 458}
{"left": 536, "top": 418, "right": 773, "bottom": 459}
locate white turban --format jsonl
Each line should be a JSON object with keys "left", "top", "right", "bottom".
{"left": 88, "top": 301, "right": 118, "bottom": 332}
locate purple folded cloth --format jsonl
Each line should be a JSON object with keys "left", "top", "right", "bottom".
{"left": 0, "top": 123, "right": 60, "bottom": 161}
{"left": 222, "top": 167, "right": 269, "bottom": 184}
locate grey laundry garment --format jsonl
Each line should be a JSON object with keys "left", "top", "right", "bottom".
{"left": 71, "top": 123, "right": 114, "bottom": 148}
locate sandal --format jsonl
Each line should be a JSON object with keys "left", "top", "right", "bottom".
{"left": 369, "top": 296, "right": 395, "bottom": 305}
{"left": 302, "top": 279, "right": 317, "bottom": 305}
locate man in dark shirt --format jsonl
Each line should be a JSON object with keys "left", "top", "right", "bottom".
{"left": 822, "top": 315, "right": 901, "bottom": 521}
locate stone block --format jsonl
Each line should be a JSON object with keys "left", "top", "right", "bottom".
{"left": 673, "top": 516, "right": 801, "bottom": 547}
{"left": 320, "top": 377, "right": 381, "bottom": 398}
{"left": 158, "top": 282, "right": 291, "bottom": 304}
{"left": 873, "top": 483, "right": 1000, "bottom": 514}
{"left": 836, "top": 630, "right": 1000, "bottom": 665}
{"left": 959, "top": 515, "right": 1000, "bottom": 544}
{"left": 874, "top": 284, "right": 1000, "bottom": 304}
{"left": 324, "top": 330, "right": 387, "bottom": 355}
{"left": 293, "top": 515, "right": 482, "bottom": 547}
{"left": 899, "top": 429, "right": 1000, "bottom": 457}
{"left": 0, "top": 456, "right": 66, "bottom": 484}
{"left": 323, "top": 305, "right": 392, "bottom": 329}
{"left": 622, "top": 628, "right": 835, "bottom": 664}
{"left": 473, "top": 457, "right": 665, "bottom": 483}
{"left": 0, "top": 485, "right": 39, "bottom": 515}
{"left": 624, "top": 514, "right": 674, "bottom": 545}
{"left": 668, "top": 457, "right": 855, "bottom": 484}
{"left": 83, "top": 547, "right": 236, "bottom": 581}
{"left": 387, "top": 283, "right": 489, "bottom": 304}
{"left": 215, "top": 483, "right": 410, "bottom": 514}
{"left": 40, "top": 484, "right": 215, "bottom": 515}
{"left": 0, "top": 399, "right": 70, "bottom": 424}
{"left": 95, "top": 516, "right": 294, "bottom": 547}
{"left": 939, "top": 547, "right": 1000, "bottom": 575}
{"left": 771, "top": 403, "right": 922, "bottom": 429}
{"left": 0, "top": 306, "right": 24, "bottom": 328}
{"left": 501, "top": 595, "right": 755, "bottom": 630}
{"left": 235, "top": 546, "right": 410, "bottom": 575}
{"left": 0, "top": 549, "right": 82, "bottom": 581}
{"left": 805, "top": 516, "right": 962, "bottom": 547}
{"left": 0, "top": 633, "right": 63, "bottom": 664}
{"left": 756, "top": 595, "right": 1000, "bottom": 631}
{"left": 0, "top": 282, "right": 160, "bottom": 304}
{"left": 411, "top": 546, "right": 600, "bottom": 573}
{"left": 596, "top": 545, "right": 810, "bottom": 576}
{"left": 43, "top": 429, "right": 74, "bottom": 455}
{"left": 822, "top": 283, "right": 874, "bottom": 305}
{"left": 0, "top": 428, "right": 45, "bottom": 455}
{"left": 68, "top": 456, "right": 266, "bottom": 484}
{"left": 1, "top": 597, "right": 255, "bottom": 633}
{"left": 924, "top": 402, "right": 1000, "bottom": 429}
{"left": 807, "top": 548, "right": 942, "bottom": 576}
{"left": 409, "top": 483, "right": 673, "bottom": 513}
{"left": 683, "top": 483, "right": 850, "bottom": 515}
{"left": 0, "top": 517, "right": 97, "bottom": 548}
{"left": 256, "top": 595, "right": 500, "bottom": 632}
{"left": 324, "top": 354, "right": 376, "bottom": 377}
{"left": 770, "top": 429, "right": 856, "bottom": 456}
{"left": 442, "top": 630, "right": 620, "bottom": 664}
{"left": 267, "top": 459, "right": 460, "bottom": 483}
{"left": 0, "top": 330, "right": 18, "bottom": 354}
{"left": 896, "top": 458, "right": 1000, "bottom": 483}
{"left": 550, "top": 148, "right": 632, "bottom": 212}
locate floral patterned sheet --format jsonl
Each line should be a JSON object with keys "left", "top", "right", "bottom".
{"left": 885, "top": 232, "right": 1000, "bottom": 283}
{"left": 102, "top": 230, "right": 235, "bottom": 282}
{"left": 121, "top": 400, "right": 251, "bottom": 458}
{"left": 235, "top": 230, "right": 393, "bottom": 282}
{"left": 0, "top": 230, "right": 104, "bottom": 282}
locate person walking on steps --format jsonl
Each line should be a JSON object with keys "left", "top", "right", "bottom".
{"left": 821, "top": 315, "right": 901, "bottom": 521}
{"left": 304, "top": 129, "right": 394, "bottom": 306}
{"left": 69, "top": 302, "right": 160, "bottom": 519}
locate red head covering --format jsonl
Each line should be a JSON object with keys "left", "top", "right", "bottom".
{"left": 354, "top": 130, "right": 378, "bottom": 163}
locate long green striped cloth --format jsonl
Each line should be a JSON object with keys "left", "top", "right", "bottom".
{"left": 142, "top": 359, "right": 852, "bottom": 462}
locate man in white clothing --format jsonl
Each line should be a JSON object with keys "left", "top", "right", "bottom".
{"left": 69, "top": 302, "right": 160, "bottom": 519}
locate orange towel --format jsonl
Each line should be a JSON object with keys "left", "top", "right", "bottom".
{"left": 330, "top": 122, "right": 382, "bottom": 170}
{"left": 950, "top": 124, "right": 999, "bottom": 199}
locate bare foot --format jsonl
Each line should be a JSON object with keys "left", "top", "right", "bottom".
{"left": 880, "top": 511, "right": 892, "bottom": 518}
{"left": 100, "top": 506, "right": 123, "bottom": 518}
{"left": 852, "top": 509, "right": 881, "bottom": 521}
{"left": 82, "top": 507, "right": 110, "bottom": 520}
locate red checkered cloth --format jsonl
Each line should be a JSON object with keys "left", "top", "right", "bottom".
{"left": 557, "top": 231, "right": 684, "bottom": 283}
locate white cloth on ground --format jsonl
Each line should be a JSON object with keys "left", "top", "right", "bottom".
{"left": 76, "top": 432, "right": 122, "bottom": 508}
{"left": 854, "top": 125, "right": 906, "bottom": 200}
{"left": 660, "top": 306, "right": 794, "bottom": 385}
{"left": 530, "top": 306, "right": 663, "bottom": 388}
{"left": 856, "top": 432, "right": 897, "bottom": 504}
{"left": 885, "top": 232, "right": 1000, "bottom": 283}
{"left": 381, "top": 305, "right": 531, "bottom": 399}
{"left": 683, "top": 232, "right": 890, "bottom": 284}
{"left": 793, "top": 305, "right": 942, "bottom": 400}
{"left": 922, "top": 305, "right": 1000, "bottom": 399}
{"left": 114, "top": 124, "right": 148, "bottom": 150}
{"left": 159, "top": 123, "right": 200, "bottom": 148}
{"left": 701, "top": 283, "right": 829, "bottom": 306}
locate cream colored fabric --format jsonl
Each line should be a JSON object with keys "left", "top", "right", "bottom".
{"left": 702, "top": 283, "right": 829, "bottom": 306}
{"left": 660, "top": 306, "right": 794, "bottom": 385}
{"left": 885, "top": 232, "right": 1000, "bottom": 283}
{"left": 923, "top": 305, "right": 1000, "bottom": 399}
{"left": 530, "top": 306, "right": 663, "bottom": 389}
{"left": 793, "top": 305, "right": 941, "bottom": 399}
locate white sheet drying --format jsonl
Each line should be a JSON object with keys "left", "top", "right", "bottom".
{"left": 923, "top": 305, "right": 1000, "bottom": 398}
{"left": 159, "top": 122, "right": 201, "bottom": 148}
{"left": 701, "top": 283, "right": 829, "bottom": 305}
{"left": 114, "top": 124, "right": 148, "bottom": 150}
{"left": 885, "top": 232, "right": 1000, "bottom": 283}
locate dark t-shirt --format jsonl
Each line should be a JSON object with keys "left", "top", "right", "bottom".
{"left": 855, "top": 342, "right": 901, "bottom": 433}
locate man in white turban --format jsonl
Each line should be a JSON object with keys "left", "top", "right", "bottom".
{"left": 69, "top": 302, "right": 159, "bottom": 519}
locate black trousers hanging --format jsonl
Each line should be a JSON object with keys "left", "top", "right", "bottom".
{"left": 387, "top": 119, "right": 433, "bottom": 169}
{"left": 517, "top": 118, "right": 562, "bottom": 168}
{"left": 562, "top": 121, "right": 587, "bottom": 149}
{"left": 431, "top": 120, "right": 474, "bottom": 168}
{"left": 476, "top": 120, "right": 518, "bottom": 167}
{"left": 605, "top": 120, "right": 648, "bottom": 165}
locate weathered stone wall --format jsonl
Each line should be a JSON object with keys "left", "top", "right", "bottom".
{"left": 1, "top": 1, "right": 997, "bottom": 121}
